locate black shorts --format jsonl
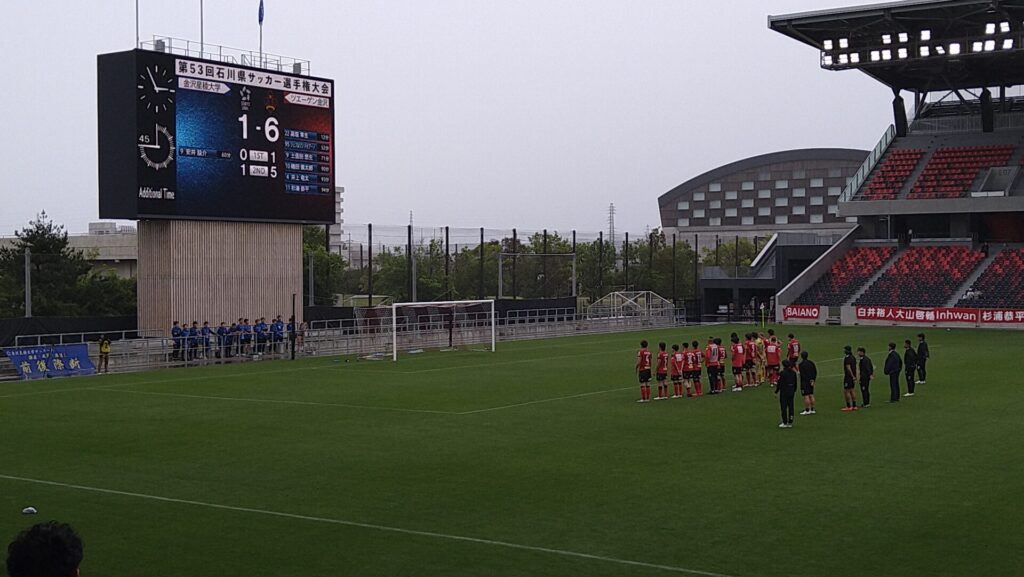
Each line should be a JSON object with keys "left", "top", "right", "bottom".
{"left": 767, "top": 364, "right": 780, "bottom": 372}
{"left": 732, "top": 366, "right": 744, "bottom": 375}
{"left": 656, "top": 372, "right": 668, "bottom": 382}
{"left": 801, "top": 383, "right": 814, "bottom": 396}
{"left": 843, "top": 379, "right": 855, "bottom": 390}
{"left": 638, "top": 369, "right": 652, "bottom": 383}
{"left": 671, "top": 375, "right": 682, "bottom": 383}
{"left": 744, "top": 360, "right": 755, "bottom": 369}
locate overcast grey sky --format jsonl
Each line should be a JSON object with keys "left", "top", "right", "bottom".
{"left": 0, "top": 0, "right": 894, "bottom": 235}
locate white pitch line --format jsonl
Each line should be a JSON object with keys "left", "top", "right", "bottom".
{"left": 89, "top": 388, "right": 456, "bottom": 415}
{"left": 0, "top": 473, "right": 737, "bottom": 577}
{"left": 458, "top": 387, "right": 635, "bottom": 415}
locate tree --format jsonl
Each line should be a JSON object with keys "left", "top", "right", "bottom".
{"left": 302, "top": 225, "right": 351, "bottom": 306}
{"left": 0, "top": 212, "right": 136, "bottom": 317}
{"left": 700, "top": 236, "right": 764, "bottom": 268}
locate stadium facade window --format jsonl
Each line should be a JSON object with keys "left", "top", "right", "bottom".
{"left": 694, "top": 191, "right": 706, "bottom": 201}
{"left": 677, "top": 218, "right": 690, "bottom": 227}
{"left": 758, "top": 189, "right": 771, "bottom": 199}
{"left": 709, "top": 217, "right": 722, "bottom": 226}
{"left": 741, "top": 181, "right": 754, "bottom": 191}
{"left": 828, "top": 168, "right": 842, "bottom": 177}
{"left": 793, "top": 205, "right": 806, "bottom": 215}
{"left": 775, "top": 180, "right": 789, "bottom": 189}
{"left": 827, "top": 187, "right": 841, "bottom": 196}
{"left": 725, "top": 191, "right": 738, "bottom": 200}
{"left": 793, "top": 169, "right": 806, "bottom": 179}
{"left": 810, "top": 178, "right": 824, "bottom": 188}
{"left": 709, "top": 183, "right": 722, "bottom": 192}
{"left": 828, "top": 205, "right": 839, "bottom": 215}
{"left": 758, "top": 207, "right": 771, "bottom": 216}
{"left": 677, "top": 201, "right": 689, "bottom": 210}
{"left": 809, "top": 214, "right": 824, "bottom": 224}
{"left": 741, "top": 198, "right": 754, "bottom": 208}
{"left": 742, "top": 216, "right": 754, "bottom": 225}
{"left": 846, "top": 217, "right": 858, "bottom": 223}
{"left": 775, "top": 215, "right": 789, "bottom": 225}
{"left": 792, "top": 188, "right": 806, "bottom": 197}
{"left": 694, "top": 209, "right": 706, "bottom": 218}
{"left": 810, "top": 196, "right": 824, "bottom": 206}
{"left": 775, "top": 197, "right": 789, "bottom": 207}
{"left": 725, "top": 208, "right": 737, "bottom": 217}
{"left": 710, "top": 200, "right": 722, "bottom": 209}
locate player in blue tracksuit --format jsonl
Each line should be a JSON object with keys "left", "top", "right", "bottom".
{"left": 270, "top": 317, "right": 284, "bottom": 354}
{"left": 201, "top": 321, "right": 212, "bottom": 359}
{"left": 216, "top": 322, "right": 229, "bottom": 359}
{"left": 187, "top": 322, "right": 199, "bottom": 361}
{"left": 170, "top": 321, "right": 183, "bottom": 361}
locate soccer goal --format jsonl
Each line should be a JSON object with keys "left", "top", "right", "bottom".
{"left": 390, "top": 299, "right": 496, "bottom": 361}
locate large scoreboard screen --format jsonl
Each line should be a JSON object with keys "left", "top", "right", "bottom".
{"left": 98, "top": 49, "right": 335, "bottom": 224}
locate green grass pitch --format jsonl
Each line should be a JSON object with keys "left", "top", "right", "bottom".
{"left": 1, "top": 324, "right": 1023, "bottom": 577}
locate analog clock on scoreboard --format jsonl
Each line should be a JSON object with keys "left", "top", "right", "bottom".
{"left": 98, "top": 49, "right": 335, "bottom": 224}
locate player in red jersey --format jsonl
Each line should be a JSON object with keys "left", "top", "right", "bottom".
{"left": 655, "top": 342, "right": 670, "bottom": 401}
{"left": 670, "top": 344, "right": 685, "bottom": 399}
{"left": 744, "top": 333, "right": 757, "bottom": 386}
{"left": 730, "top": 335, "right": 746, "bottom": 392}
{"left": 715, "top": 337, "right": 728, "bottom": 392}
{"left": 691, "top": 340, "right": 704, "bottom": 396}
{"left": 765, "top": 336, "right": 782, "bottom": 385}
{"left": 787, "top": 333, "right": 802, "bottom": 372}
{"left": 680, "top": 342, "right": 694, "bottom": 397}
{"left": 636, "top": 340, "right": 652, "bottom": 403}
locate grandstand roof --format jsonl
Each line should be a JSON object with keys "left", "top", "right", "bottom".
{"left": 656, "top": 148, "right": 868, "bottom": 205}
{"left": 769, "top": 0, "right": 1024, "bottom": 91}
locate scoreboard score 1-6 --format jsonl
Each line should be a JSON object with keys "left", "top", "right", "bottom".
{"left": 98, "top": 49, "right": 336, "bottom": 224}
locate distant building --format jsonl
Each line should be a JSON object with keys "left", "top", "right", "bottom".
{"left": 0, "top": 222, "right": 138, "bottom": 279}
{"left": 658, "top": 149, "right": 868, "bottom": 247}
{"left": 328, "top": 186, "right": 345, "bottom": 255}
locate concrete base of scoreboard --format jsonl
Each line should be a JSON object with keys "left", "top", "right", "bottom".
{"left": 137, "top": 220, "right": 303, "bottom": 336}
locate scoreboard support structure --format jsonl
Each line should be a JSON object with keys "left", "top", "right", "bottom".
{"left": 137, "top": 220, "right": 303, "bottom": 335}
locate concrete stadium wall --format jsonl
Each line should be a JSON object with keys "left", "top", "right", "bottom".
{"left": 774, "top": 226, "right": 860, "bottom": 316}
{"left": 138, "top": 220, "right": 303, "bottom": 336}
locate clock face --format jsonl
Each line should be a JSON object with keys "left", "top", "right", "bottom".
{"left": 138, "top": 124, "right": 175, "bottom": 170}
{"left": 137, "top": 64, "right": 176, "bottom": 114}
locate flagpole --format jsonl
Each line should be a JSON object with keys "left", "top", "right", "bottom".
{"left": 135, "top": 0, "right": 140, "bottom": 48}
{"left": 259, "top": 25, "right": 263, "bottom": 67}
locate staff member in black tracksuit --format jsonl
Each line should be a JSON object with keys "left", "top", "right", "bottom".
{"left": 775, "top": 359, "right": 798, "bottom": 428}
{"left": 798, "top": 351, "right": 817, "bottom": 415}
{"left": 883, "top": 342, "right": 903, "bottom": 403}
{"left": 857, "top": 347, "right": 874, "bottom": 408}
{"left": 916, "top": 333, "right": 930, "bottom": 384}
{"left": 903, "top": 339, "right": 918, "bottom": 397}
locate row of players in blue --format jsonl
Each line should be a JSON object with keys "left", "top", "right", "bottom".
{"left": 170, "top": 316, "right": 294, "bottom": 361}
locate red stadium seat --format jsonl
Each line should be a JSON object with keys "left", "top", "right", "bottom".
{"left": 907, "top": 144, "right": 1016, "bottom": 200}
{"left": 855, "top": 246, "right": 986, "bottom": 307}
{"left": 957, "top": 248, "right": 1024, "bottom": 309}
{"left": 794, "top": 246, "right": 896, "bottom": 306}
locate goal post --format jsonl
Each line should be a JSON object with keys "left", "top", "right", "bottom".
{"left": 391, "top": 299, "right": 496, "bottom": 361}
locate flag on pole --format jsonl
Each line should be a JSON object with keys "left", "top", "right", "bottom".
{"left": 259, "top": 0, "right": 265, "bottom": 25}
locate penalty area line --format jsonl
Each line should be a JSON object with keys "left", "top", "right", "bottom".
{"left": 0, "top": 473, "right": 738, "bottom": 577}
{"left": 458, "top": 387, "right": 635, "bottom": 415}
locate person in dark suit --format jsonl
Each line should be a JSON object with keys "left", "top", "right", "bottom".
{"left": 857, "top": 347, "right": 874, "bottom": 408}
{"left": 903, "top": 339, "right": 918, "bottom": 397}
{"left": 883, "top": 342, "right": 903, "bottom": 403}
{"left": 916, "top": 333, "right": 930, "bottom": 384}
{"left": 775, "top": 359, "right": 798, "bottom": 428}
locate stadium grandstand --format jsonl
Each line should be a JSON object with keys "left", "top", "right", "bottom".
{"left": 769, "top": 0, "right": 1024, "bottom": 328}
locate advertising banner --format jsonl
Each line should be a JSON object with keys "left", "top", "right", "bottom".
{"left": 783, "top": 305, "right": 821, "bottom": 320}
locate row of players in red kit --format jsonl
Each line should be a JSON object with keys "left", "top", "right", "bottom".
{"left": 634, "top": 332, "right": 801, "bottom": 402}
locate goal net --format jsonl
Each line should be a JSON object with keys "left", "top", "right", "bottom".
{"left": 390, "top": 300, "right": 496, "bottom": 361}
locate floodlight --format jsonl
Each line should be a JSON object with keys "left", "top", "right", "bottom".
{"left": 839, "top": 38, "right": 849, "bottom": 49}
{"left": 949, "top": 42, "right": 961, "bottom": 55}
{"left": 920, "top": 30, "right": 931, "bottom": 41}
{"left": 850, "top": 52, "right": 861, "bottom": 63}
{"left": 936, "top": 45, "right": 946, "bottom": 55}
{"left": 870, "top": 50, "right": 881, "bottom": 61}
{"left": 882, "top": 34, "right": 892, "bottom": 44}
{"left": 985, "top": 23, "right": 996, "bottom": 35}
{"left": 839, "top": 53, "right": 849, "bottom": 64}
{"left": 897, "top": 47, "right": 908, "bottom": 59}
{"left": 1003, "top": 38, "right": 1015, "bottom": 49}
{"left": 1001, "top": 21, "right": 1010, "bottom": 33}
{"left": 920, "top": 46, "right": 930, "bottom": 57}
{"left": 823, "top": 39, "right": 834, "bottom": 50}
{"left": 882, "top": 49, "right": 892, "bottom": 60}
{"left": 898, "top": 32, "right": 909, "bottom": 43}
{"left": 823, "top": 55, "right": 834, "bottom": 66}
{"left": 973, "top": 41, "right": 984, "bottom": 52}
{"left": 985, "top": 39, "right": 996, "bottom": 51}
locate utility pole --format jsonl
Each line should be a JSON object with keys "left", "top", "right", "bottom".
{"left": 24, "top": 249, "right": 32, "bottom": 318}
